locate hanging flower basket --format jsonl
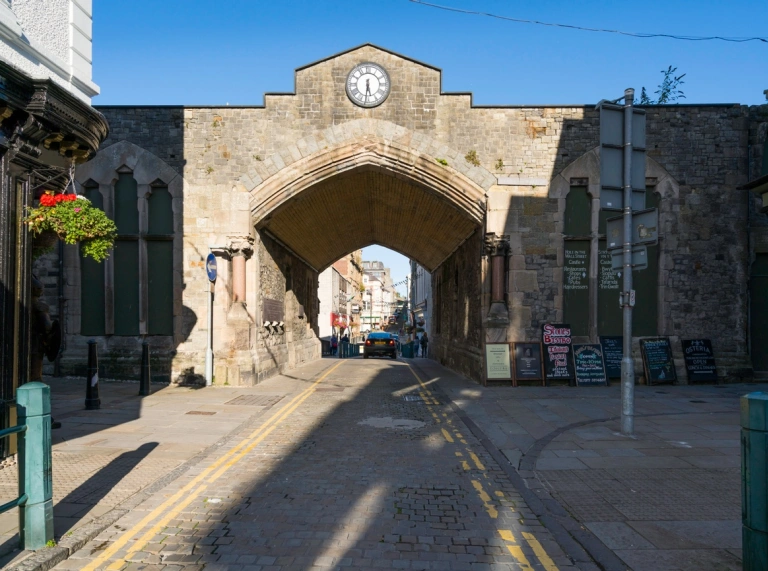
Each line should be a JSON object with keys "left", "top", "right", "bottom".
{"left": 25, "top": 191, "right": 117, "bottom": 262}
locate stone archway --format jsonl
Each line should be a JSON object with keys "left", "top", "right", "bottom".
{"left": 244, "top": 119, "right": 494, "bottom": 272}
{"left": 239, "top": 120, "right": 495, "bottom": 383}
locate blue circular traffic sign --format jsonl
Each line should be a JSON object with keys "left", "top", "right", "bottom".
{"left": 206, "top": 253, "right": 217, "bottom": 282}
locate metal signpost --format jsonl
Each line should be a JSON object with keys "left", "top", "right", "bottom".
{"left": 599, "top": 88, "right": 652, "bottom": 437}
{"left": 205, "top": 252, "right": 217, "bottom": 386}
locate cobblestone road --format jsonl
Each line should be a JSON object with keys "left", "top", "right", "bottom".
{"left": 55, "top": 359, "right": 577, "bottom": 570}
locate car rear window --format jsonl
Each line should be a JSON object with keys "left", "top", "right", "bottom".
{"left": 367, "top": 332, "right": 390, "bottom": 339}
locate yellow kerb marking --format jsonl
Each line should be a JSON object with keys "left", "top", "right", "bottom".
{"left": 522, "top": 531, "right": 559, "bottom": 570}
{"left": 83, "top": 360, "right": 346, "bottom": 571}
{"left": 495, "top": 491, "right": 505, "bottom": 498}
{"left": 461, "top": 460, "right": 470, "bottom": 471}
{"left": 471, "top": 480, "right": 498, "bottom": 519}
{"left": 455, "top": 451, "right": 463, "bottom": 457}
{"left": 469, "top": 451, "right": 485, "bottom": 470}
{"left": 441, "top": 428, "right": 454, "bottom": 443}
{"left": 498, "top": 530, "right": 534, "bottom": 570}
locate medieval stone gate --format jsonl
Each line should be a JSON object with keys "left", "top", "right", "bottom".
{"left": 37, "top": 44, "right": 767, "bottom": 385}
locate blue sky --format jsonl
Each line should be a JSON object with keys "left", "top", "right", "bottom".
{"left": 93, "top": 0, "right": 767, "bottom": 289}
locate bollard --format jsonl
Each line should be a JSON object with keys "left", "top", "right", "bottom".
{"left": 85, "top": 339, "right": 100, "bottom": 410}
{"left": 139, "top": 340, "right": 151, "bottom": 396}
{"left": 741, "top": 392, "right": 768, "bottom": 570}
{"left": 17, "top": 382, "right": 53, "bottom": 550}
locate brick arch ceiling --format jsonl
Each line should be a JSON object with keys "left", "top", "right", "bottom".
{"left": 257, "top": 167, "right": 480, "bottom": 272}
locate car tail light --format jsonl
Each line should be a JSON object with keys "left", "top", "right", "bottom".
{"left": 389, "top": 340, "right": 394, "bottom": 346}
{"left": 365, "top": 340, "right": 371, "bottom": 346}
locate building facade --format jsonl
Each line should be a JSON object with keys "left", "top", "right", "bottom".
{"left": 317, "top": 265, "right": 351, "bottom": 340}
{"left": 331, "top": 250, "right": 364, "bottom": 338}
{"left": 0, "top": 0, "right": 107, "bottom": 454}
{"left": 410, "top": 261, "right": 431, "bottom": 340}
{"left": 36, "top": 44, "right": 768, "bottom": 386}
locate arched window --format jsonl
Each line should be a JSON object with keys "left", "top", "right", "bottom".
{"left": 80, "top": 169, "right": 175, "bottom": 336}
{"left": 563, "top": 182, "right": 659, "bottom": 338}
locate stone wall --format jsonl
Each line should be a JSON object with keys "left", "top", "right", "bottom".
{"left": 430, "top": 230, "right": 483, "bottom": 383}
{"left": 49, "top": 45, "right": 767, "bottom": 385}
{"left": 254, "top": 233, "right": 319, "bottom": 383}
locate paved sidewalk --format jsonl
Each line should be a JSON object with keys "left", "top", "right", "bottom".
{"left": 0, "top": 358, "right": 341, "bottom": 569}
{"left": 410, "top": 358, "right": 765, "bottom": 571}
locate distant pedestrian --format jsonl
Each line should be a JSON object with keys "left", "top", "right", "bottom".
{"left": 420, "top": 332, "right": 429, "bottom": 358}
{"left": 413, "top": 334, "right": 420, "bottom": 357}
{"left": 331, "top": 333, "right": 338, "bottom": 356}
{"left": 341, "top": 333, "right": 349, "bottom": 344}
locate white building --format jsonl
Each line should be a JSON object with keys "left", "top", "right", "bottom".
{"left": 317, "top": 266, "right": 351, "bottom": 339}
{"left": 410, "top": 261, "right": 431, "bottom": 340}
{"left": 0, "top": 0, "right": 98, "bottom": 102}
{"left": 361, "top": 267, "right": 395, "bottom": 332}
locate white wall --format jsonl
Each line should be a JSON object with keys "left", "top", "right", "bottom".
{"left": 0, "top": 0, "right": 99, "bottom": 101}
{"left": 317, "top": 267, "right": 333, "bottom": 339}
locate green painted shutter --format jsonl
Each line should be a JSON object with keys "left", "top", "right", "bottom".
{"left": 147, "top": 241, "right": 173, "bottom": 335}
{"left": 80, "top": 186, "right": 105, "bottom": 335}
{"left": 563, "top": 241, "right": 590, "bottom": 336}
{"left": 114, "top": 173, "right": 138, "bottom": 234}
{"left": 113, "top": 240, "right": 140, "bottom": 335}
{"left": 564, "top": 187, "right": 590, "bottom": 236}
{"left": 597, "top": 242, "right": 622, "bottom": 335}
{"left": 147, "top": 187, "right": 173, "bottom": 235}
{"left": 147, "top": 186, "right": 174, "bottom": 335}
{"left": 632, "top": 191, "right": 659, "bottom": 336}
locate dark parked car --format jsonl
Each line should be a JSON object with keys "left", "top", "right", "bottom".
{"left": 364, "top": 331, "right": 397, "bottom": 359}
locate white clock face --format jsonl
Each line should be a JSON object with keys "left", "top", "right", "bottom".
{"left": 346, "top": 63, "right": 390, "bottom": 108}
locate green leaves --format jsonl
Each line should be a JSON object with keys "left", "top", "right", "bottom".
{"left": 638, "top": 66, "right": 686, "bottom": 105}
{"left": 25, "top": 197, "right": 117, "bottom": 262}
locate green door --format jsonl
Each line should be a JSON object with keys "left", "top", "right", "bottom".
{"left": 751, "top": 254, "right": 768, "bottom": 372}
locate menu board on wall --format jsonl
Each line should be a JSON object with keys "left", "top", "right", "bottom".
{"left": 485, "top": 343, "right": 512, "bottom": 382}
{"left": 600, "top": 336, "right": 623, "bottom": 378}
{"left": 564, "top": 243, "right": 590, "bottom": 336}
{"left": 541, "top": 323, "right": 574, "bottom": 384}
{"left": 682, "top": 339, "right": 718, "bottom": 383}
{"left": 573, "top": 344, "right": 609, "bottom": 386}
{"left": 598, "top": 248, "right": 622, "bottom": 336}
{"left": 512, "top": 342, "right": 544, "bottom": 385}
{"left": 640, "top": 338, "right": 677, "bottom": 385}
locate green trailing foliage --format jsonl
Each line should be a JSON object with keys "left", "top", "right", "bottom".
{"left": 25, "top": 193, "right": 117, "bottom": 262}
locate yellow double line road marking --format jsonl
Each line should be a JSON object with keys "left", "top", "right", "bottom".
{"left": 406, "top": 362, "right": 559, "bottom": 570}
{"left": 82, "top": 360, "right": 346, "bottom": 571}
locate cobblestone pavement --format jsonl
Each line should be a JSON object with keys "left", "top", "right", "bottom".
{"left": 422, "top": 358, "right": 768, "bottom": 571}
{"left": 0, "top": 365, "right": 340, "bottom": 568}
{"left": 52, "top": 358, "right": 578, "bottom": 570}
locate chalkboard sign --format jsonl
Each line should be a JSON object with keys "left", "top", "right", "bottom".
{"left": 542, "top": 324, "right": 574, "bottom": 384}
{"left": 513, "top": 342, "right": 544, "bottom": 386}
{"left": 573, "top": 344, "right": 609, "bottom": 386}
{"left": 600, "top": 336, "right": 623, "bottom": 378}
{"left": 640, "top": 338, "right": 677, "bottom": 385}
{"left": 682, "top": 339, "right": 717, "bottom": 383}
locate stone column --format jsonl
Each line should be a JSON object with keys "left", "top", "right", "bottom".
{"left": 229, "top": 237, "right": 253, "bottom": 304}
{"left": 213, "top": 236, "right": 257, "bottom": 386}
{"left": 484, "top": 232, "right": 510, "bottom": 342}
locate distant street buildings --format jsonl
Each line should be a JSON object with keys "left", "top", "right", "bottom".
{"left": 362, "top": 261, "right": 395, "bottom": 332}
{"left": 317, "top": 250, "right": 364, "bottom": 340}
{"left": 410, "top": 261, "right": 431, "bottom": 340}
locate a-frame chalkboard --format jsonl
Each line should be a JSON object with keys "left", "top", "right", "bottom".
{"left": 640, "top": 338, "right": 677, "bottom": 385}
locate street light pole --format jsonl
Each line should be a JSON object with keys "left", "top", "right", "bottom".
{"left": 620, "top": 88, "right": 635, "bottom": 437}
